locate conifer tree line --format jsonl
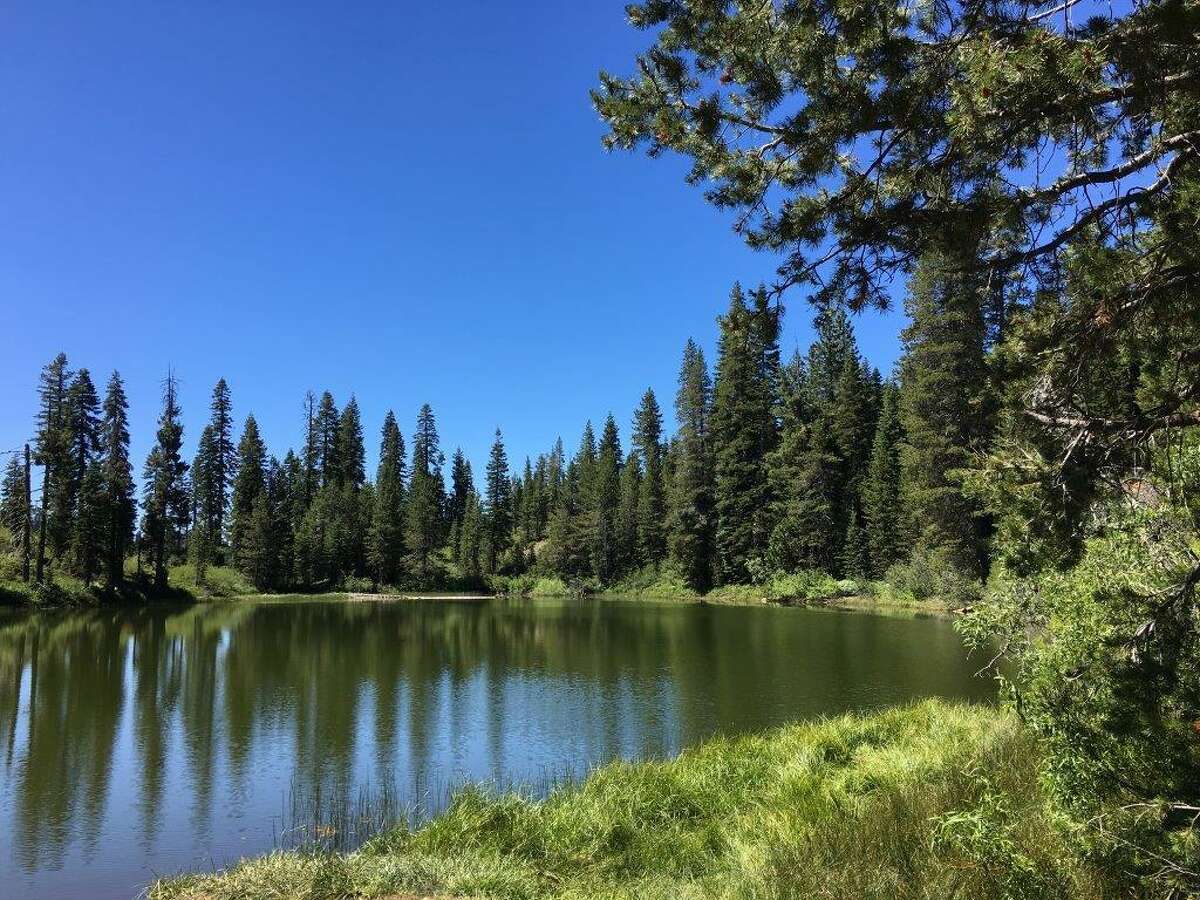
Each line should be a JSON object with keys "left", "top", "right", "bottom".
{"left": 4, "top": 267, "right": 991, "bottom": 596}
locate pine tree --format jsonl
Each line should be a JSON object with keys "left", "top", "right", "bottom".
{"left": 34, "top": 353, "right": 72, "bottom": 580}
{"left": 141, "top": 372, "right": 189, "bottom": 592}
{"left": 668, "top": 340, "right": 715, "bottom": 592}
{"left": 899, "top": 246, "right": 993, "bottom": 575}
{"left": 518, "top": 457, "right": 542, "bottom": 544}
{"left": 633, "top": 388, "right": 665, "bottom": 565}
{"left": 72, "top": 463, "right": 106, "bottom": 583}
{"left": 589, "top": 416, "right": 622, "bottom": 583}
{"left": 711, "top": 284, "right": 779, "bottom": 583}
{"left": 207, "top": 378, "right": 235, "bottom": 546}
{"left": 230, "top": 415, "right": 266, "bottom": 573}
{"left": 458, "top": 490, "right": 484, "bottom": 578}
{"left": 862, "top": 382, "right": 903, "bottom": 578}
{"left": 368, "top": 411, "right": 406, "bottom": 585}
{"left": 65, "top": 369, "right": 101, "bottom": 549}
{"left": 767, "top": 309, "right": 878, "bottom": 576}
{"left": 839, "top": 505, "right": 869, "bottom": 580}
{"left": 190, "top": 425, "right": 220, "bottom": 580}
{"left": 314, "top": 392, "right": 340, "bottom": 487}
{"left": 273, "top": 451, "right": 301, "bottom": 589}
{"left": 406, "top": 403, "right": 445, "bottom": 579}
{"left": 1, "top": 456, "right": 28, "bottom": 553}
{"left": 98, "top": 372, "right": 135, "bottom": 586}
{"left": 575, "top": 421, "right": 598, "bottom": 510}
{"left": 238, "top": 456, "right": 291, "bottom": 591}
{"left": 543, "top": 458, "right": 589, "bottom": 577}
{"left": 617, "top": 450, "right": 641, "bottom": 573}
{"left": 448, "top": 448, "right": 473, "bottom": 535}
{"left": 769, "top": 416, "right": 840, "bottom": 573}
{"left": 546, "top": 438, "right": 565, "bottom": 511}
{"left": 484, "top": 429, "right": 512, "bottom": 574}
{"left": 336, "top": 397, "right": 366, "bottom": 488}
{"left": 300, "top": 390, "right": 319, "bottom": 506}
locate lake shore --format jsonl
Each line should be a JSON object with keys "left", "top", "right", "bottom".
{"left": 147, "top": 699, "right": 1110, "bottom": 900}
{"left": 2, "top": 572, "right": 958, "bottom": 618}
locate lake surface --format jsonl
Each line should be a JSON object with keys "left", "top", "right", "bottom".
{"left": 0, "top": 597, "right": 995, "bottom": 900}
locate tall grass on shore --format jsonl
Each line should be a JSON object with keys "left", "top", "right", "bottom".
{"left": 149, "top": 700, "right": 1121, "bottom": 900}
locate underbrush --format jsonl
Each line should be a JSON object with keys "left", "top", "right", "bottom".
{"left": 169, "top": 563, "right": 255, "bottom": 598}
{"left": 0, "top": 571, "right": 165, "bottom": 606}
{"left": 149, "top": 700, "right": 1124, "bottom": 900}
{"left": 705, "top": 569, "right": 847, "bottom": 604}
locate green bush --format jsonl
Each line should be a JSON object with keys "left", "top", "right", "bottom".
{"left": 605, "top": 566, "right": 698, "bottom": 600}
{"left": 529, "top": 576, "right": 569, "bottom": 597}
{"left": 169, "top": 563, "right": 255, "bottom": 599}
{"left": 765, "top": 570, "right": 841, "bottom": 601}
{"left": 341, "top": 575, "right": 375, "bottom": 594}
{"left": 960, "top": 502, "right": 1200, "bottom": 893}
{"left": 885, "top": 546, "right": 982, "bottom": 606}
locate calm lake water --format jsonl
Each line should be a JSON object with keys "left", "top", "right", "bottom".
{"left": 0, "top": 597, "right": 995, "bottom": 899}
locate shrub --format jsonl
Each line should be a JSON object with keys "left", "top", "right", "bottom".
{"left": 885, "top": 546, "right": 982, "bottom": 606}
{"left": 341, "top": 575, "right": 375, "bottom": 594}
{"left": 529, "top": 576, "right": 570, "bottom": 597}
{"left": 765, "top": 570, "right": 841, "bottom": 601}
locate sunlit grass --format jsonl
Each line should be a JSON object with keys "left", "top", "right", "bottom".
{"left": 148, "top": 700, "right": 1116, "bottom": 899}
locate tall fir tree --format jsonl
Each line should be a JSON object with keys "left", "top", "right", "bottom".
{"left": 141, "top": 372, "right": 189, "bottom": 592}
{"left": 98, "top": 372, "right": 135, "bottom": 586}
{"left": 448, "top": 448, "right": 473, "bottom": 535}
{"left": 632, "top": 388, "right": 665, "bottom": 566}
{"left": 65, "top": 369, "right": 101, "bottom": 539}
{"left": 314, "top": 392, "right": 340, "bottom": 487}
{"left": 668, "top": 340, "right": 715, "bottom": 592}
{"left": 590, "top": 415, "right": 622, "bottom": 583}
{"left": 46, "top": 366, "right": 102, "bottom": 579}
{"left": 458, "top": 489, "right": 484, "bottom": 579}
{"left": 230, "top": 415, "right": 266, "bottom": 574}
{"left": 300, "top": 390, "right": 319, "bottom": 506}
{"left": 190, "top": 425, "right": 220, "bottom": 580}
{"left": 406, "top": 403, "right": 445, "bottom": 578}
{"left": 368, "top": 411, "right": 406, "bottom": 585}
{"left": 336, "top": 397, "right": 366, "bottom": 488}
{"left": 34, "top": 353, "right": 71, "bottom": 580}
{"left": 207, "top": 378, "right": 235, "bottom": 546}
{"left": 899, "top": 245, "right": 993, "bottom": 575}
{"left": 862, "top": 382, "right": 904, "bottom": 578}
{"left": 711, "top": 284, "right": 779, "bottom": 584}
{"left": 484, "top": 429, "right": 512, "bottom": 574}
{"left": 1, "top": 456, "right": 28, "bottom": 554}
{"left": 616, "top": 450, "right": 641, "bottom": 573}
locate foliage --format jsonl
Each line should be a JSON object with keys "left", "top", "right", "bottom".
{"left": 884, "top": 545, "right": 984, "bottom": 608}
{"left": 959, "top": 500, "right": 1200, "bottom": 891}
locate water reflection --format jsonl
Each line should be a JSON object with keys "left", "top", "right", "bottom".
{"left": 0, "top": 598, "right": 994, "bottom": 899}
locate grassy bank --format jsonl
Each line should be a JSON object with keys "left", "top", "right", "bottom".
{"left": 0, "top": 563, "right": 259, "bottom": 607}
{"left": 149, "top": 700, "right": 1116, "bottom": 900}
{"left": 497, "top": 569, "right": 956, "bottom": 614}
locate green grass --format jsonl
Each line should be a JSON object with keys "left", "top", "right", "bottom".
{"left": 169, "top": 563, "right": 256, "bottom": 599}
{"left": 148, "top": 700, "right": 1118, "bottom": 900}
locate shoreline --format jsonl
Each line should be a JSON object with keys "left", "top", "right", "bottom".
{"left": 146, "top": 700, "right": 1108, "bottom": 900}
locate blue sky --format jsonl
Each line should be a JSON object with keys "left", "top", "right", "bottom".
{"left": 0, "top": 0, "right": 906, "bottom": 480}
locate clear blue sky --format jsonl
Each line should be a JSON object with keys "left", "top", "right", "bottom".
{"left": 0, "top": 0, "right": 905, "bottom": 481}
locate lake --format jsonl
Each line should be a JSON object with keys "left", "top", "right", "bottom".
{"left": 0, "top": 597, "right": 995, "bottom": 900}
